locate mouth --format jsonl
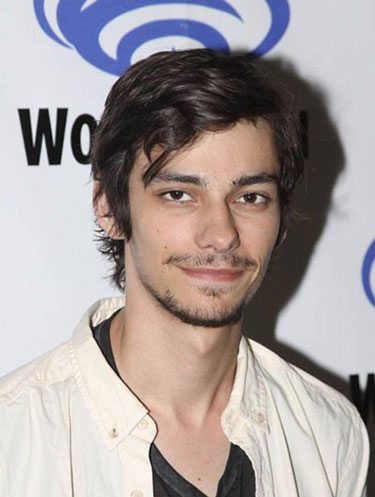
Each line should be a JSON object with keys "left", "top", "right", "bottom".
{"left": 178, "top": 266, "right": 246, "bottom": 282}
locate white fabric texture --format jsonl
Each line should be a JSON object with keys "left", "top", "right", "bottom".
{"left": 0, "top": 298, "right": 369, "bottom": 497}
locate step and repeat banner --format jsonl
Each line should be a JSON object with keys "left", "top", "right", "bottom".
{"left": 1, "top": 0, "right": 375, "bottom": 480}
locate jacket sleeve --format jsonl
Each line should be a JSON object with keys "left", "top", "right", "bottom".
{"left": 337, "top": 411, "right": 369, "bottom": 497}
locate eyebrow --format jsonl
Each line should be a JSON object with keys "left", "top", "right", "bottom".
{"left": 232, "top": 173, "right": 279, "bottom": 187}
{"left": 149, "top": 172, "right": 208, "bottom": 187}
{"left": 149, "top": 171, "right": 279, "bottom": 189}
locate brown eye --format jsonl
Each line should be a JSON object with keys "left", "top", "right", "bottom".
{"left": 162, "top": 191, "right": 193, "bottom": 202}
{"left": 237, "top": 193, "right": 268, "bottom": 205}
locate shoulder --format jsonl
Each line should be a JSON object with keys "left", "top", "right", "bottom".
{"left": 0, "top": 342, "right": 79, "bottom": 496}
{"left": 0, "top": 341, "right": 78, "bottom": 463}
{"left": 0, "top": 297, "right": 123, "bottom": 410}
{"left": 248, "top": 338, "right": 360, "bottom": 421}
{"left": 248, "top": 339, "right": 369, "bottom": 490}
{"left": 0, "top": 340, "right": 74, "bottom": 407}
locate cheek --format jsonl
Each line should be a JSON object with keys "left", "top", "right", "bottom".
{"left": 131, "top": 210, "right": 193, "bottom": 256}
{"left": 240, "top": 212, "right": 280, "bottom": 258}
{"left": 261, "top": 203, "right": 281, "bottom": 243}
{"left": 265, "top": 214, "right": 281, "bottom": 247}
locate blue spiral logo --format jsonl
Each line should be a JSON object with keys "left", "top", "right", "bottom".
{"left": 34, "top": 0, "right": 290, "bottom": 75}
{"left": 362, "top": 239, "right": 375, "bottom": 307}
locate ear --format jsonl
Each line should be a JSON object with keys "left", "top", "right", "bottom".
{"left": 93, "top": 180, "right": 124, "bottom": 240}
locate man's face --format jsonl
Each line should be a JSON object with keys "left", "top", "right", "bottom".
{"left": 124, "top": 120, "right": 280, "bottom": 327}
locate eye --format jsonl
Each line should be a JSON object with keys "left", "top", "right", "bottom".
{"left": 161, "top": 190, "right": 193, "bottom": 202}
{"left": 236, "top": 193, "right": 269, "bottom": 205}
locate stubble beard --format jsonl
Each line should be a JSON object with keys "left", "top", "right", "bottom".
{"left": 142, "top": 280, "right": 248, "bottom": 327}
{"left": 139, "top": 257, "right": 261, "bottom": 328}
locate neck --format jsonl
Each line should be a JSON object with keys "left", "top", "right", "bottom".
{"left": 110, "top": 292, "right": 241, "bottom": 424}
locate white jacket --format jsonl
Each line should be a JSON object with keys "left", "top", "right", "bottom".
{"left": 0, "top": 298, "right": 369, "bottom": 497}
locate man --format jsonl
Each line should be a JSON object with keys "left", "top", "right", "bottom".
{"left": 0, "top": 49, "right": 369, "bottom": 496}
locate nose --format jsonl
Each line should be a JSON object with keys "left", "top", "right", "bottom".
{"left": 195, "top": 202, "right": 240, "bottom": 253}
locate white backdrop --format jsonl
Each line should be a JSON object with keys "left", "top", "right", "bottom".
{"left": 1, "top": 0, "right": 374, "bottom": 471}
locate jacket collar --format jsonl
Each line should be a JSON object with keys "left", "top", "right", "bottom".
{"left": 224, "top": 336, "right": 269, "bottom": 433}
{"left": 71, "top": 298, "right": 269, "bottom": 448}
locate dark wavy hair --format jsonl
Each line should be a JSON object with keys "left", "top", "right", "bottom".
{"left": 91, "top": 49, "right": 304, "bottom": 290}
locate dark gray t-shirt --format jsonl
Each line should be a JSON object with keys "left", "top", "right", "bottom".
{"left": 92, "top": 313, "right": 256, "bottom": 497}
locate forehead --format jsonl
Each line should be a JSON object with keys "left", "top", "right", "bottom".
{"left": 138, "top": 120, "right": 279, "bottom": 185}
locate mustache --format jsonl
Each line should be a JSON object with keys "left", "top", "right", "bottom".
{"left": 163, "top": 254, "right": 255, "bottom": 269}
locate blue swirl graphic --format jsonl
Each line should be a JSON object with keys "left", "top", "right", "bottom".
{"left": 362, "top": 239, "right": 375, "bottom": 307}
{"left": 34, "top": 0, "right": 290, "bottom": 75}
{"left": 34, "top": 0, "right": 70, "bottom": 48}
{"left": 254, "top": 0, "right": 290, "bottom": 56}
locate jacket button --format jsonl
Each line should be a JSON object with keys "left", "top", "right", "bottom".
{"left": 257, "top": 413, "right": 265, "bottom": 424}
{"left": 137, "top": 419, "right": 149, "bottom": 430}
{"left": 131, "top": 490, "right": 143, "bottom": 497}
{"left": 109, "top": 428, "right": 118, "bottom": 438}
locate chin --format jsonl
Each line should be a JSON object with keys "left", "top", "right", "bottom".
{"left": 154, "top": 288, "right": 247, "bottom": 328}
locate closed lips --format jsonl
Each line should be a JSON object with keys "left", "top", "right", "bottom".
{"left": 178, "top": 267, "right": 246, "bottom": 281}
